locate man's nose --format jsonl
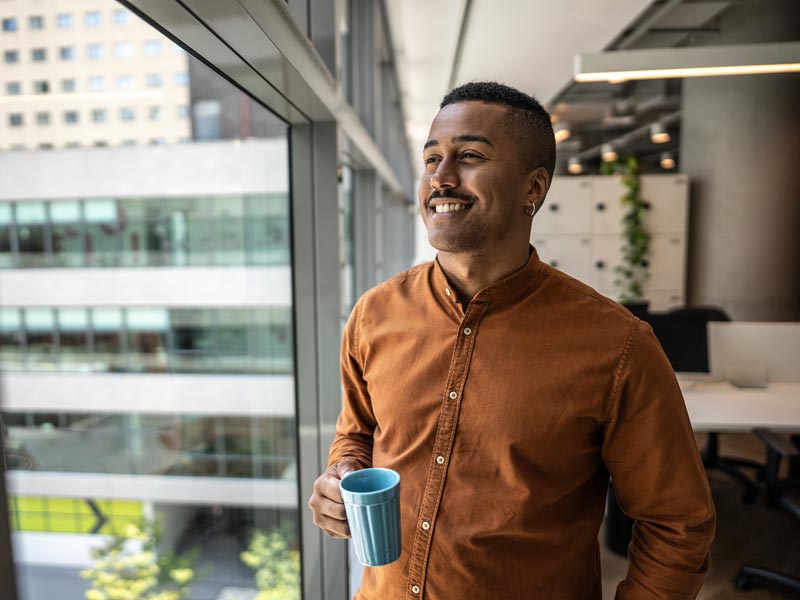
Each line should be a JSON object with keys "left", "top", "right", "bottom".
{"left": 431, "top": 158, "right": 458, "bottom": 189}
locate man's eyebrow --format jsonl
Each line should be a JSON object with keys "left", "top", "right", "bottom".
{"left": 423, "top": 134, "right": 493, "bottom": 151}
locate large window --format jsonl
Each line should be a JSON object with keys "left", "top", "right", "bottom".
{"left": 0, "top": 4, "right": 297, "bottom": 599}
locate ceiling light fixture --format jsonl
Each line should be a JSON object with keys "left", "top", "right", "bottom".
{"left": 660, "top": 152, "right": 676, "bottom": 170}
{"left": 650, "top": 122, "right": 670, "bottom": 144}
{"left": 567, "top": 156, "right": 584, "bottom": 175}
{"left": 575, "top": 41, "right": 800, "bottom": 83}
{"left": 554, "top": 123, "right": 571, "bottom": 143}
{"left": 601, "top": 144, "right": 617, "bottom": 162}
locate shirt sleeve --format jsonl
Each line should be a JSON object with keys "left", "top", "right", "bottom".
{"left": 327, "top": 298, "right": 376, "bottom": 470}
{"left": 602, "top": 319, "right": 716, "bottom": 599}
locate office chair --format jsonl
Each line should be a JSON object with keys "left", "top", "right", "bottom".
{"left": 646, "top": 306, "right": 764, "bottom": 501}
{"left": 733, "top": 428, "right": 800, "bottom": 594}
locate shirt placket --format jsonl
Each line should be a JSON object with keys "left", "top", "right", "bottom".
{"left": 405, "top": 296, "right": 491, "bottom": 599}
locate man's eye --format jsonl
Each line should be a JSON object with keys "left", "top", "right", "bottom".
{"left": 424, "top": 156, "right": 440, "bottom": 165}
{"left": 461, "top": 152, "right": 480, "bottom": 159}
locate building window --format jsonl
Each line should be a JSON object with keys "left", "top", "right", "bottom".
{"left": 176, "top": 105, "right": 189, "bottom": 119}
{"left": 91, "top": 109, "right": 107, "bottom": 123}
{"left": 2, "top": 18, "right": 18, "bottom": 32}
{"left": 38, "top": 143, "right": 53, "bottom": 150}
{"left": 56, "top": 13, "right": 74, "bottom": 29}
{"left": 33, "top": 80, "right": 49, "bottom": 94}
{"left": 86, "top": 44, "right": 103, "bottom": 60}
{"left": 114, "top": 41, "right": 134, "bottom": 58}
{"left": 61, "top": 79, "right": 76, "bottom": 93}
{"left": 64, "top": 111, "right": 79, "bottom": 124}
{"left": 148, "top": 106, "right": 161, "bottom": 121}
{"left": 116, "top": 75, "right": 135, "bottom": 90}
{"left": 143, "top": 40, "right": 162, "bottom": 56}
{"left": 4, "top": 50, "right": 19, "bottom": 63}
{"left": 31, "top": 48, "right": 46, "bottom": 62}
{"left": 174, "top": 72, "right": 189, "bottom": 86}
{"left": 88, "top": 76, "right": 105, "bottom": 91}
{"left": 119, "top": 107, "right": 135, "bottom": 122}
{"left": 28, "top": 15, "right": 45, "bottom": 30}
{"left": 113, "top": 9, "right": 131, "bottom": 25}
{"left": 5, "top": 82, "right": 21, "bottom": 95}
{"left": 8, "top": 113, "right": 23, "bottom": 127}
{"left": 59, "top": 46, "right": 76, "bottom": 61}
{"left": 35, "top": 112, "right": 50, "bottom": 126}
{"left": 145, "top": 73, "right": 163, "bottom": 88}
{"left": 121, "top": 139, "right": 137, "bottom": 146}
{"left": 84, "top": 11, "right": 101, "bottom": 27}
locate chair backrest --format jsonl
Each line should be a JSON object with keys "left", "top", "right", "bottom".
{"left": 641, "top": 306, "right": 731, "bottom": 373}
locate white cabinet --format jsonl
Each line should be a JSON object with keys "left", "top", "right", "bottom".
{"left": 531, "top": 174, "right": 689, "bottom": 309}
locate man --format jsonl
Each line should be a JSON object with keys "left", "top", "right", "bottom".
{"left": 308, "top": 81, "right": 715, "bottom": 599}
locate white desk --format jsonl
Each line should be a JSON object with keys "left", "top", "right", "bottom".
{"left": 679, "top": 379, "right": 800, "bottom": 432}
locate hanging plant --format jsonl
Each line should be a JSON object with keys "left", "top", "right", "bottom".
{"left": 601, "top": 155, "right": 650, "bottom": 303}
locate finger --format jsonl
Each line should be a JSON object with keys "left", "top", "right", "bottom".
{"left": 316, "top": 473, "right": 346, "bottom": 503}
{"left": 315, "top": 514, "right": 351, "bottom": 538}
{"left": 313, "top": 496, "right": 348, "bottom": 522}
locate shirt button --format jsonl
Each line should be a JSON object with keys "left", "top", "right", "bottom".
{"left": 411, "top": 585, "right": 420, "bottom": 594}
{"left": 463, "top": 327, "right": 472, "bottom": 336}
{"left": 436, "top": 455, "right": 445, "bottom": 465}
{"left": 449, "top": 391, "right": 457, "bottom": 399}
{"left": 422, "top": 521, "right": 430, "bottom": 530}
{"left": 445, "top": 288, "right": 451, "bottom": 296}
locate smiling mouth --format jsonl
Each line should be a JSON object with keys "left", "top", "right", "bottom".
{"left": 433, "top": 202, "right": 472, "bottom": 214}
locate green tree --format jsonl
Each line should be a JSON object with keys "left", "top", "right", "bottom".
{"left": 80, "top": 520, "right": 198, "bottom": 600}
{"left": 240, "top": 528, "right": 301, "bottom": 600}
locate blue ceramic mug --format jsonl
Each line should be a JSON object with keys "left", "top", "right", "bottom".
{"left": 339, "top": 467, "right": 401, "bottom": 566}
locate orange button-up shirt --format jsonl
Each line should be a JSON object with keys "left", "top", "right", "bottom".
{"left": 328, "top": 248, "right": 715, "bottom": 600}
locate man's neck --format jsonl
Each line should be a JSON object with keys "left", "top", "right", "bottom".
{"left": 437, "top": 245, "right": 530, "bottom": 302}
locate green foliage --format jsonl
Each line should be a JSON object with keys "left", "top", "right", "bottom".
{"left": 80, "top": 519, "right": 199, "bottom": 600}
{"left": 240, "top": 528, "right": 301, "bottom": 600}
{"left": 602, "top": 155, "right": 650, "bottom": 302}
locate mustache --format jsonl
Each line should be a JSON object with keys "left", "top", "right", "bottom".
{"left": 426, "top": 190, "right": 478, "bottom": 206}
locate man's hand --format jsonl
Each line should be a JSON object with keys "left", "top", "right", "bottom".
{"left": 308, "top": 459, "right": 360, "bottom": 539}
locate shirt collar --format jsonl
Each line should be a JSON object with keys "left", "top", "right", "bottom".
{"left": 432, "top": 245, "right": 544, "bottom": 315}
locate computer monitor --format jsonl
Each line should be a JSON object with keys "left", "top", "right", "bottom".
{"left": 707, "top": 322, "right": 800, "bottom": 384}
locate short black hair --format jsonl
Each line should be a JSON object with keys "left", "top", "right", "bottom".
{"left": 440, "top": 81, "right": 555, "bottom": 182}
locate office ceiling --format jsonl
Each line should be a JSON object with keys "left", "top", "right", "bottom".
{"left": 385, "top": 0, "right": 755, "bottom": 178}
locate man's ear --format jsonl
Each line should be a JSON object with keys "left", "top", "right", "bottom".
{"left": 527, "top": 167, "right": 550, "bottom": 210}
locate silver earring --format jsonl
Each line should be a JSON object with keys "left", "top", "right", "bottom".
{"left": 524, "top": 204, "right": 536, "bottom": 217}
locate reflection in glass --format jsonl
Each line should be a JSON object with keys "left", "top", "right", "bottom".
{"left": 23, "top": 308, "right": 57, "bottom": 371}
{"left": 49, "top": 201, "right": 85, "bottom": 267}
{"left": 246, "top": 195, "right": 290, "bottom": 265}
{"left": 91, "top": 307, "right": 126, "bottom": 372}
{"left": 0, "top": 308, "right": 24, "bottom": 370}
{"left": 85, "top": 199, "right": 121, "bottom": 266}
{"left": 215, "top": 195, "right": 246, "bottom": 265}
{"left": 218, "top": 309, "right": 248, "bottom": 372}
{"left": 126, "top": 307, "right": 168, "bottom": 372}
{"left": 118, "top": 199, "right": 146, "bottom": 266}
{"left": 57, "top": 308, "right": 90, "bottom": 372}
{"left": 250, "top": 307, "right": 293, "bottom": 373}
{"left": 168, "top": 308, "right": 217, "bottom": 372}
{"left": 15, "top": 202, "right": 49, "bottom": 268}
{"left": 0, "top": 204, "right": 13, "bottom": 267}
{"left": 2, "top": 412, "right": 296, "bottom": 480}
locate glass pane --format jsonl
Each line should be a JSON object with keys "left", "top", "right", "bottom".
{"left": 0, "top": 308, "right": 24, "bottom": 370}
{"left": 56, "top": 308, "right": 90, "bottom": 372}
{"left": 250, "top": 308, "right": 293, "bottom": 373}
{"left": 84, "top": 199, "right": 121, "bottom": 266}
{"left": 246, "top": 194, "right": 290, "bottom": 265}
{"left": 0, "top": 204, "right": 13, "bottom": 268}
{"left": 168, "top": 308, "right": 217, "bottom": 373}
{"left": 49, "top": 201, "right": 85, "bottom": 267}
{"left": 126, "top": 308, "right": 168, "bottom": 372}
{"left": 15, "top": 203, "right": 49, "bottom": 268}
{"left": 214, "top": 196, "right": 246, "bottom": 265}
{"left": 90, "top": 308, "right": 126, "bottom": 372}
{"left": 23, "top": 308, "right": 57, "bottom": 371}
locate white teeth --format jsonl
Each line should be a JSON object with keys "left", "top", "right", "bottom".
{"left": 434, "top": 203, "right": 470, "bottom": 213}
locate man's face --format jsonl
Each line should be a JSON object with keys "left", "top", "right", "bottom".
{"left": 418, "top": 101, "right": 537, "bottom": 255}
